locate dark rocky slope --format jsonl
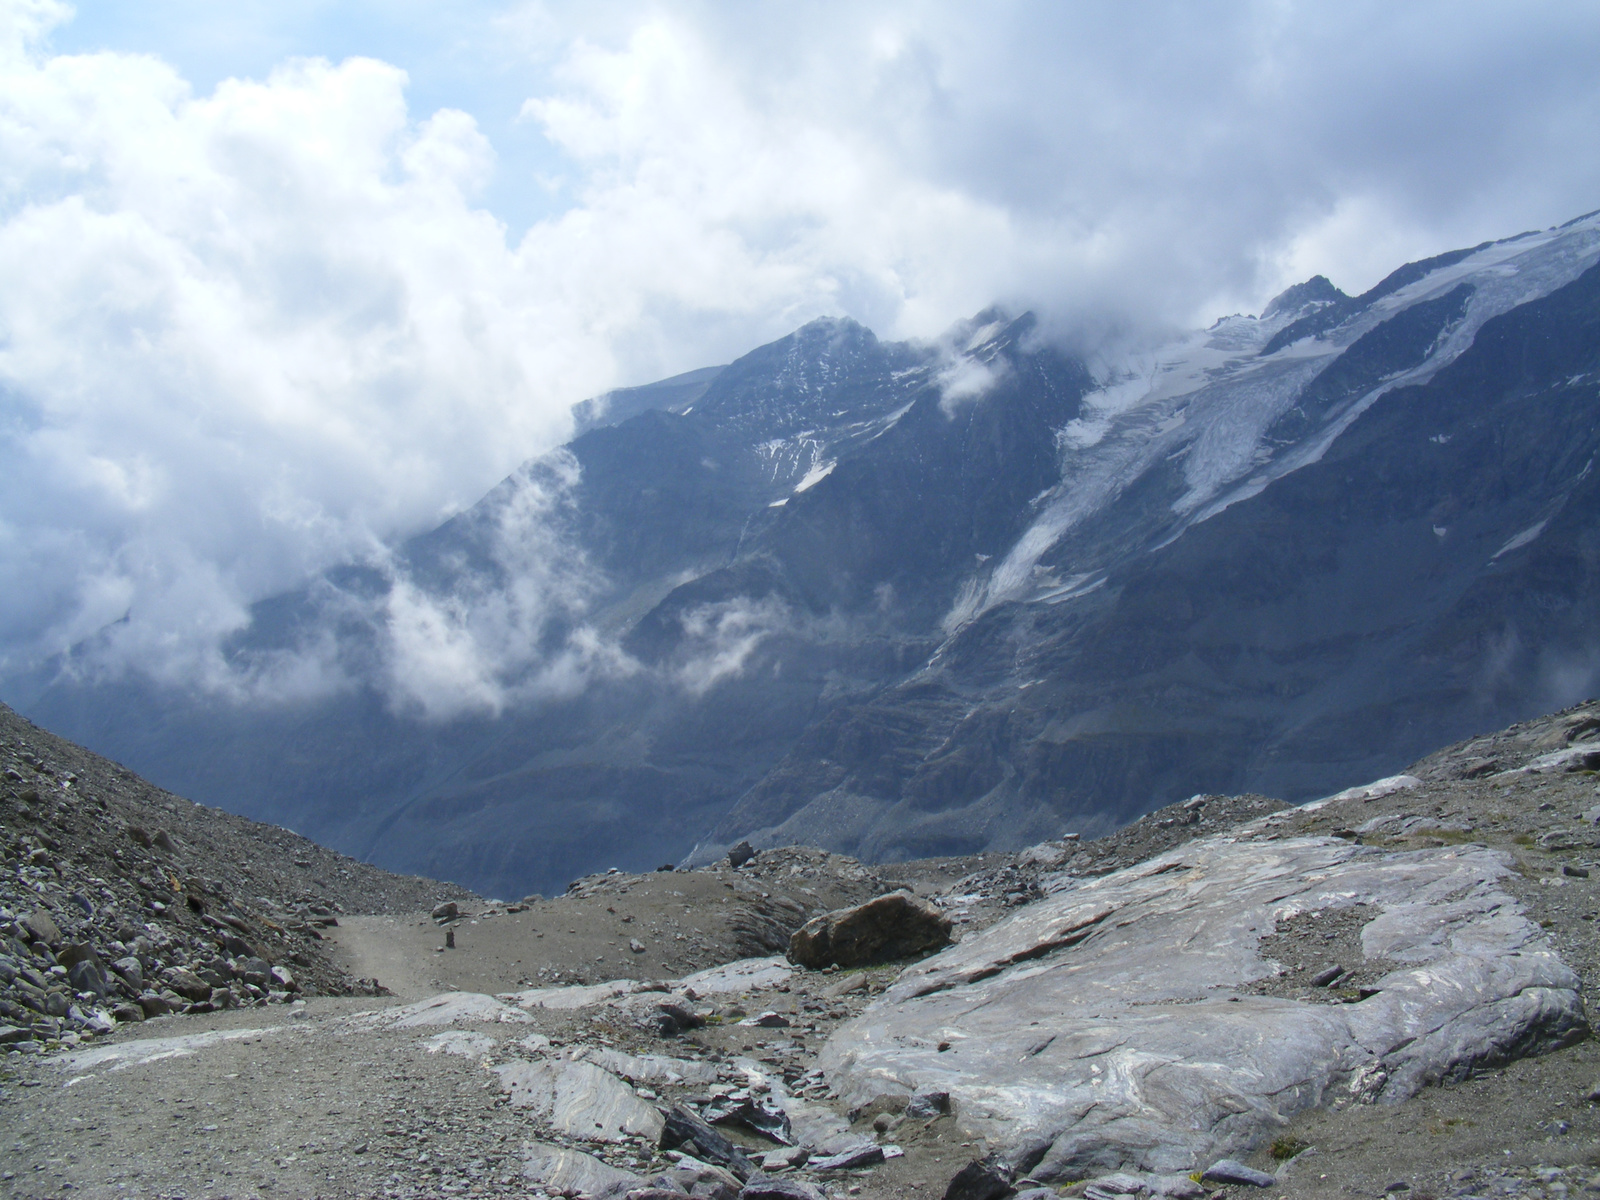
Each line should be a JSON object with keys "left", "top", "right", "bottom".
{"left": 0, "top": 701, "right": 471, "bottom": 1047}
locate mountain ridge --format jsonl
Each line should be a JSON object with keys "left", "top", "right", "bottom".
{"left": 7, "top": 211, "right": 1600, "bottom": 898}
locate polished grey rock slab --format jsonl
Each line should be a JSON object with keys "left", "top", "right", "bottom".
{"left": 817, "top": 831, "right": 1585, "bottom": 1178}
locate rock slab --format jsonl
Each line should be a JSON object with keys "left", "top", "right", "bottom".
{"left": 819, "top": 833, "right": 1586, "bottom": 1179}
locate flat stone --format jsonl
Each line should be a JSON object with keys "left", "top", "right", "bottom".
{"left": 1203, "top": 1160, "right": 1276, "bottom": 1187}
{"left": 1150, "top": 1176, "right": 1207, "bottom": 1199}
{"left": 424, "top": 1030, "right": 496, "bottom": 1057}
{"left": 677, "top": 956, "right": 795, "bottom": 995}
{"left": 789, "top": 891, "right": 953, "bottom": 969}
{"left": 570, "top": 1045, "right": 721, "bottom": 1086}
{"left": 355, "top": 991, "right": 531, "bottom": 1028}
{"left": 0, "top": 1025, "right": 33, "bottom": 1044}
{"left": 1092, "top": 1173, "right": 1150, "bottom": 1194}
{"left": 808, "top": 1145, "right": 884, "bottom": 1170}
{"left": 759, "top": 1147, "right": 811, "bottom": 1171}
{"left": 741, "top": 1011, "right": 791, "bottom": 1028}
{"left": 819, "top": 835, "right": 1586, "bottom": 1178}
{"left": 522, "top": 1140, "right": 640, "bottom": 1195}
{"left": 494, "top": 1057, "right": 665, "bottom": 1142}
{"left": 739, "top": 1173, "right": 825, "bottom": 1200}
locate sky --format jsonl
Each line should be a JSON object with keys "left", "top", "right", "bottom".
{"left": 3, "top": 0, "right": 1600, "bottom": 708}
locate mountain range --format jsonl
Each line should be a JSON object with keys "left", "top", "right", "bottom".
{"left": 8, "top": 210, "right": 1600, "bottom": 899}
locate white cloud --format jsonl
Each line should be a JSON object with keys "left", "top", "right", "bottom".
{"left": 3, "top": 0, "right": 1600, "bottom": 709}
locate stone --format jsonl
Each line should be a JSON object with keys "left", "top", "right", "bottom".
{"left": 661, "top": 1160, "right": 745, "bottom": 1200}
{"left": 432, "top": 901, "right": 459, "bottom": 923}
{"left": 569, "top": 1046, "right": 720, "bottom": 1087}
{"left": 741, "top": 1011, "right": 790, "bottom": 1028}
{"left": 137, "top": 991, "right": 175, "bottom": 1017}
{"left": 19, "top": 911, "right": 60, "bottom": 948}
{"left": 493, "top": 1058, "right": 665, "bottom": 1142}
{"left": 704, "top": 1094, "right": 794, "bottom": 1144}
{"left": 788, "top": 892, "right": 953, "bottom": 969}
{"left": 1090, "top": 1174, "right": 1149, "bottom": 1195}
{"left": 235, "top": 957, "right": 272, "bottom": 988}
{"left": 0, "top": 1025, "right": 33, "bottom": 1044}
{"left": 356, "top": 990, "right": 528, "bottom": 1028}
{"left": 661, "top": 1105, "right": 757, "bottom": 1180}
{"left": 1149, "top": 1176, "right": 1206, "bottom": 1199}
{"left": 810, "top": 1145, "right": 884, "bottom": 1170}
{"left": 269, "top": 964, "right": 298, "bottom": 991}
{"left": 728, "top": 841, "right": 757, "bottom": 869}
{"left": 163, "top": 968, "right": 214, "bottom": 1002}
{"left": 112, "top": 1002, "right": 145, "bottom": 1023}
{"left": 1202, "top": 1160, "right": 1277, "bottom": 1187}
{"left": 68, "top": 959, "right": 108, "bottom": 998}
{"left": 110, "top": 957, "right": 144, "bottom": 990}
{"left": 738, "top": 1174, "right": 826, "bottom": 1200}
{"left": 943, "top": 1155, "right": 1015, "bottom": 1200}
{"left": 1309, "top": 965, "right": 1345, "bottom": 987}
{"left": 631, "top": 939, "right": 647, "bottom": 953}
{"left": 759, "top": 1147, "right": 811, "bottom": 1172}
{"left": 819, "top": 837, "right": 1587, "bottom": 1178}
{"left": 904, "top": 1090, "right": 951, "bottom": 1120}
{"left": 522, "top": 1140, "right": 641, "bottom": 1196}
{"left": 654, "top": 1001, "right": 707, "bottom": 1037}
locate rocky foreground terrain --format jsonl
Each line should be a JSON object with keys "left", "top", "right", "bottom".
{"left": 2, "top": 701, "right": 1600, "bottom": 1200}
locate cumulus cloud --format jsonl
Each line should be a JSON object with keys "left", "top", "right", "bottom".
{"left": 3, "top": 0, "right": 1599, "bottom": 711}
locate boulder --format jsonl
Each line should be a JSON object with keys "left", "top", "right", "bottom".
{"left": 67, "top": 959, "right": 108, "bottom": 998}
{"left": 163, "top": 968, "right": 214, "bottom": 1002}
{"left": 943, "top": 1155, "right": 1015, "bottom": 1200}
{"left": 20, "top": 910, "right": 61, "bottom": 948}
{"left": 432, "top": 901, "right": 459, "bottom": 923}
{"left": 819, "top": 835, "right": 1587, "bottom": 1178}
{"left": 788, "top": 891, "right": 952, "bottom": 969}
{"left": 137, "top": 991, "right": 176, "bottom": 1017}
{"left": 234, "top": 957, "right": 272, "bottom": 988}
{"left": 110, "top": 956, "right": 144, "bottom": 991}
{"left": 728, "top": 841, "right": 757, "bottom": 868}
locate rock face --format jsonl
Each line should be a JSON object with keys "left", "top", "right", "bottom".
{"left": 788, "top": 892, "right": 953, "bottom": 969}
{"left": 818, "top": 830, "right": 1587, "bottom": 1179}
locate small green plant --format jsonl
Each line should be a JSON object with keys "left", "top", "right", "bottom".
{"left": 1269, "top": 1135, "right": 1310, "bottom": 1161}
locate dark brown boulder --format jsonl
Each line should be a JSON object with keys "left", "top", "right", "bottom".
{"left": 787, "top": 890, "right": 952, "bottom": 969}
